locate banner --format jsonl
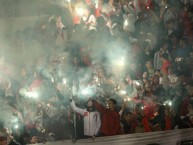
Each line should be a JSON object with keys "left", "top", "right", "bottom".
{"left": 35, "top": 128, "right": 193, "bottom": 145}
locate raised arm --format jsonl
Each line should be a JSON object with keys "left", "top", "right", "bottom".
{"left": 93, "top": 100, "right": 106, "bottom": 113}
{"left": 70, "top": 100, "right": 85, "bottom": 116}
{"left": 119, "top": 101, "right": 127, "bottom": 116}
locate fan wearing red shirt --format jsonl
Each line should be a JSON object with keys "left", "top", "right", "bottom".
{"left": 161, "top": 53, "right": 171, "bottom": 75}
{"left": 93, "top": 99, "right": 121, "bottom": 136}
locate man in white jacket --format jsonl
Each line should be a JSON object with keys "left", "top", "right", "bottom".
{"left": 70, "top": 98, "right": 101, "bottom": 139}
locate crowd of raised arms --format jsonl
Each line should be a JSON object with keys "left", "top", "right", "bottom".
{"left": 0, "top": 0, "right": 193, "bottom": 144}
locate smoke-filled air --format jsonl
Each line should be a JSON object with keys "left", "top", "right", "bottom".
{"left": 0, "top": 0, "right": 193, "bottom": 145}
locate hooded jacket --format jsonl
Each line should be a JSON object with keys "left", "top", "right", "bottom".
{"left": 70, "top": 100, "right": 101, "bottom": 136}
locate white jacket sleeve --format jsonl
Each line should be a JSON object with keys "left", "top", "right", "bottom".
{"left": 70, "top": 101, "right": 85, "bottom": 116}
{"left": 95, "top": 112, "right": 101, "bottom": 135}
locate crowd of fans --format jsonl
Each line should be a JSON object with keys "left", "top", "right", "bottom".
{"left": 0, "top": 0, "right": 193, "bottom": 144}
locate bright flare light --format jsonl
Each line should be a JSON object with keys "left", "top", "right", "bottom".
{"left": 51, "top": 77, "right": 54, "bottom": 83}
{"left": 164, "top": 100, "right": 172, "bottom": 106}
{"left": 26, "top": 91, "right": 39, "bottom": 98}
{"left": 136, "top": 81, "right": 140, "bottom": 86}
{"left": 127, "top": 98, "right": 131, "bottom": 101}
{"left": 118, "top": 57, "right": 125, "bottom": 67}
{"left": 113, "top": 57, "right": 125, "bottom": 69}
{"left": 95, "top": 1, "right": 98, "bottom": 8}
{"left": 119, "top": 90, "right": 126, "bottom": 95}
{"left": 168, "top": 101, "right": 172, "bottom": 106}
{"left": 75, "top": 7, "right": 84, "bottom": 16}
{"left": 63, "top": 78, "right": 67, "bottom": 85}
{"left": 124, "top": 19, "right": 128, "bottom": 26}
{"left": 14, "top": 124, "right": 19, "bottom": 129}
{"left": 81, "top": 87, "right": 93, "bottom": 96}
{"left": 133, "top": 80, "right": 141, "bottom": 86}
{"left": 124, "top": 98, "right": 131, "bottom": 101}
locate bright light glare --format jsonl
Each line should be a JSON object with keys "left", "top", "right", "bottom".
{"left": 51, "top": 77, "right": 54, "bottom": 83}
{"left": 127, "top": 98, "right": 131, "bottom": 101}
{"left": 81, "top": 88, "right": 93, "bottom": 96}
{"left": 82, "top": 89, "right": 89, "bottom": 95}
{"left": 164, "top": 100, "right": 172, "bottom": 106}
{"left": 75, "top": 7, "right": 84, "bottom": 16}
{"left": 63, "top": 78, "right": 67, "bottom": 85}
{"left": 124, "top": 98, "right": 131, "bottom": 101}
{"left": 119, "top": 57, "right": 125, "bottom": 67}
{"left": 95, "top": 3, "right": 98, "bottom": 8}
{"left": 14, "top": 124, "right": 19, "bottom": 129}
{"left": 26, "top": 92, "right": 39, "bottom": 98}
{"left": 133, "top": 80, "right": 140, "bottom": 86}
{"left": 136, "top": 81, "right": 140, "bottom": 86}
{"left": 124, "top": 19, "right": 128, "bottom": 26}
{"left": 47, "top": 104, "right": 51, "bottom": 107}
{"left": 168, "top": 101, "right": 172, "bottom": 106}
{"left": 119, "top": 90, "right": 126, "bottom": 95}
{"left": 95, "top": 0, "right": 98, "bottom": 8}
